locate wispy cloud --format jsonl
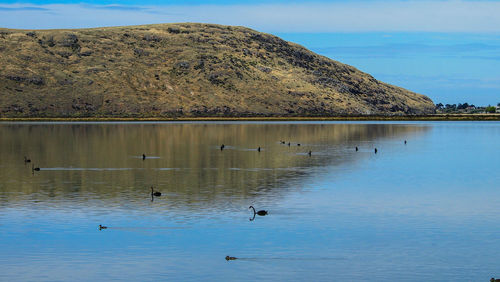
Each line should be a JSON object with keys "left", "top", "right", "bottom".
{"left": 84, "top": 5, "right": 149, "bottom": 11}
{"left": 379, "top": 74, "right": 500, "bottom": 89}
{"left": 0, "top": 6, "right": 49, "bottom": 11}
{"left": 375, "top": 73, "right": 500, "bottom": 104}
{"left": 0, "top": 1, "right": 499, "bottom": 32}
{"left": 313, "top": 43, "right": 500, "bottom": 59}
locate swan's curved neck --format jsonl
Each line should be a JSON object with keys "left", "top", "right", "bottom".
{"left": 249, "top": 206, "right": 256, "bottom": 214}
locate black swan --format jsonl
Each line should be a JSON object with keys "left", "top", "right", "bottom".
{"left": 151, "top": 186, "right": 161, "bottom": 197}
{"left": 249, "top": 206, "right": 268, "bottom": 216}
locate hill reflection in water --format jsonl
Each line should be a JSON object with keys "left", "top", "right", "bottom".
{"left": 0, "top": 122, "right": 430, "bottom": 214}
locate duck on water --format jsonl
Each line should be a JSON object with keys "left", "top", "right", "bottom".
{"left": 249, "top": 206, "right": 268, "bottom": 216}
{"left": 151, "top": 186, "right": 161, "bottom": 197}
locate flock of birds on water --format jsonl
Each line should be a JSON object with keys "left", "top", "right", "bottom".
{"left": 25, "top": 138, "right": 410, "bottom": 261}
{"left": 20, "top": 138, "right": 500, "bottom": 279}
{"left": 220, "top": 139, "right": 407, "bottom": 156}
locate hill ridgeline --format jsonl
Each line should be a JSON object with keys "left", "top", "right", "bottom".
{"left": 0, "top": 23, "right": 435, "bottom": 117}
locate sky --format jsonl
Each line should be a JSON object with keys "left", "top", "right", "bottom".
{"left": 0, "top": 0, "right": 498, "bottom": 105}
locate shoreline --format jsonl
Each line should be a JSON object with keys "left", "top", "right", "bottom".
{"left": 1, "top": 114, "right": 499, "bottom": 122}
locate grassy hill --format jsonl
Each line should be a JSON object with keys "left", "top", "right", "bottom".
{"left": 0, "top": 23, "right": 435, "bottom": 117}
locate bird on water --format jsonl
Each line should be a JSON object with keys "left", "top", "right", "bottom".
{"left": 225, "top": 256, "right": 237, "bottom": 261}
{"left": 355, "top": 147, "right": 358, "bottom": 152}
{"left": 32, "top": 164, "right": 40, "bottom": 171}
{"left": 220, "top": 144, "right": 225, "bottom": 151}
{"left": 99, "top": 224, "right": 107, "bottom": 230}
{"left": 374, "top": 148, "right": 378, "bottom": 154}
{"left": 404, "top": 140, "right": 407, "bottom": 145}
{"left": 308, "top": 151, "right": 312, "bottom": 156}
{"left": 257, "top": 147, "right": 261, "bottom": 152}
{"left": 249, "top": 206, "right": 268, "bottom": 216}
{"left": 490, "top": 278, "right": 500, "bottom": 282}
{"left": 151, "top": 186, "right": 161, "bottom": 197}
{"left": 142, "top": 154, "right": 146, "bottom": 160}
{"left": 24, "top": 156, "right": 31, "bottom": 163}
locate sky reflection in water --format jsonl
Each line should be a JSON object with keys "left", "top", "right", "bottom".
{"left": 0, "top": 121, "right": 499, "bottom": 281}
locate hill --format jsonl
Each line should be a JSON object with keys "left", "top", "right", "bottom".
{"left": 0, "top": 23, "right": 435, "bottom": 117}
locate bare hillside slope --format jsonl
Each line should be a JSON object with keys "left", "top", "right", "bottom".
{"left": 0, "top": 23, "right": 435, "bottom": 117}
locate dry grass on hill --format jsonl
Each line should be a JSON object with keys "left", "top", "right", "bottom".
{"left": 0, "top": 23, "right": 435, "bottom": 117}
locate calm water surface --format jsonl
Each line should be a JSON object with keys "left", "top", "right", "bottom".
{"left": 0, "top": 121, "right": 499, "bottom": 281}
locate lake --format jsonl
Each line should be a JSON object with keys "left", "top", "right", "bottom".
{"left": 0, "top": 121, "right": 499, "bottom": 281}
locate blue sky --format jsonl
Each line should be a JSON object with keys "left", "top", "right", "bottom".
{"left": 0, "top": 0, "right": 499, "bottom": 105}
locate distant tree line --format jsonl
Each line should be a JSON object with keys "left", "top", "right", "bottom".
{"left": 435, "top": 102, "right": 499, "bottom": 114}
